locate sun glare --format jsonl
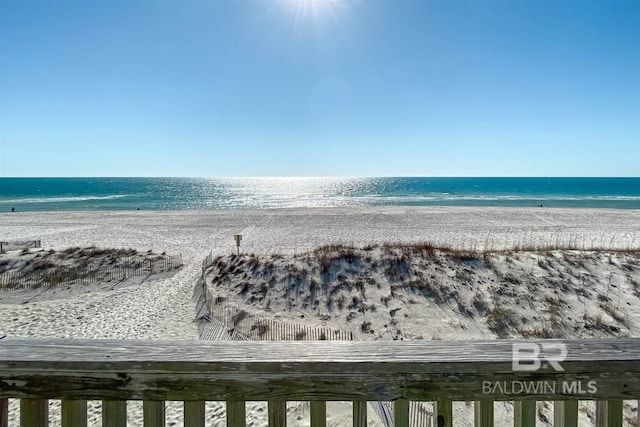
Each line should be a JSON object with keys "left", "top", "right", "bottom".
{"left": 278, "top": 0, "right": 348, "bottom": 29}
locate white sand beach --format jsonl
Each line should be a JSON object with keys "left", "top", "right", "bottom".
{"left": 1, "top": 207, "right": 639, "bottom": 426}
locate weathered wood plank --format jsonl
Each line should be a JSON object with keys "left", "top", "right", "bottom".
{"left": 474, "top": 401, "right": 493, "bottom": 427}
{"left": 20, "top": 399, "right": 48, "bottom": 427}
{"left": 143, "top": 401, "right": 165, "bottom": 427}
{"left": 0, "top": 398, "right": 7, "bottom": 427}
{"left": 513, "top": 401, "right": 535, "bottom": 427}
{"left": 102, "top": 400, "right": 127, "bottom": 427}
{"left": 0, "top": 338, "right": 639, "bottom": 401}
{"left": 393, "top": 399, "right": 409, "bottom": 427}
{"left": 433, "top": 399, "right": 452, "bottom": 427}
{"left": 352, "top": 401, "right": 366, "bottom": 427}
{"left": 268, "top": 400, "right": 286, "bottom": 427}
{"left": 309, "top": 401, "right": 326, "bottom": 427}
{"left": 3, "top": 337, "right": 639, "bottom": 363}
{"left": 553, "top": 400, "right": 578, "bottom": 427}
{"left": 226, "top": 401, "right": 245, "bottom": 427}
{"left": 184, "top": 401, "right": 205, "bottom": 427}
{"left": 62, "top": 400, "right": 87, "bottom": 427}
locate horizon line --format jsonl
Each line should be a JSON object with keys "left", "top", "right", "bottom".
{"left": 1, "top": 176, "right": 639, "bottom": 180}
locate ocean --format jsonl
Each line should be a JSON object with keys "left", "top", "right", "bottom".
{"left": 0, "top": 177, "right": 638, "bottom": 211}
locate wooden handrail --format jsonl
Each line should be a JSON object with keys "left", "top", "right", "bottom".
{"left": 0, "top": 337, "right": 639, "bottom": 402}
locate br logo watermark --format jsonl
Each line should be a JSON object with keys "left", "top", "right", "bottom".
{"left": 481, "top": 342, "right": 598, "bottom": 396}
{"left": 512, "top": 342, "right": 567, "bottom": 372}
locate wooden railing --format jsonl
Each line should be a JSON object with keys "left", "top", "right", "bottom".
{"left": 0, "top": 337, "right": 639, "bottom": 426}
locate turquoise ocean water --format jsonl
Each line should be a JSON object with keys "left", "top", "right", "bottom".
{"left": 0, "top": 177, "right": 638, "bottom": 211}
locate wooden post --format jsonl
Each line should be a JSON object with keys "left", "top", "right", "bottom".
{"left": 474, "top": 401, "right": 493, "bottom": 427}
{"left": 352, "top": 401, "right": 366, "bottom": 427}
{"left": 310, "top": 401, "right": 326, "bottom": 427}
{"left": 434, "top": 399, "right": 452, "bottom": 427}
{"left": 102, "top": 400, "right": 127, "bottom": 427}
{"left": 143, "top": 401, "right": 165, "bottom": 427}
{"left": 268, "top": 401, "right": 286, "bottom": 427}
{"left": 394, "top": 399, "right": 409, "bottom": 427}
{"left": 554, "top": 401, "right": 578, "bottom": 427}
{"left": 226, "top": 401, "right": 245, "bottom": 427}
{"left": 62, "top": 400, "right": 87, "bottom": 427}
{"left": 184, "top": 401, "right": 205, "bottom": 427}
{"left": 20, "top": 399, "right": 48, "bottom": 427}
{"left": 234, "top": 235, "right": 242, "bottom": 255}
{"left": 0, "top": 398, "right": 7, "bottom": 427}
{"left": 514, "top": 401, "right": 535, "bottom": 427}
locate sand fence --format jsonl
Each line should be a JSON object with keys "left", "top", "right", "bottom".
{"left": 0, "top": 239, "right": 41, "bottom": 253}
{"left": 0, "top": 254, "right": 183, "bottom": 290}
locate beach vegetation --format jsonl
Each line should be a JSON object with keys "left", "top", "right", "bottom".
{"left": 361, "top": 320, "right": 372, "bottom": 333}
{"left": 231, "top": 309, "right": 249, "bottom": 326}
{"left": 200, "top": 243, "right": 639, "bottom": 341}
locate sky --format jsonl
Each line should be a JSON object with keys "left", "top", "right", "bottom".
{"left": 0, "top": 0, "right": 639, "bottom": 177}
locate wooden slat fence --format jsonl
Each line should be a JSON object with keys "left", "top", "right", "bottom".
{"left": 202, "top": 251, "right": 215, "bottom": 277}
{"left": 203, "top": 299, "right": 354, "bottom": 341}
{"left": 0, "top": 240, "right": 41, "bottom": 253}
{"left": 0, "top": 255, "right": 183, "bottom": 290}
{"left": 0, "top": 338, "right": 639, "bottom": 427}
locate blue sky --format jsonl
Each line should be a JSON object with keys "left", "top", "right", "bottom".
{"left": 1, "top": 0, "right": 639, "bottom": 177}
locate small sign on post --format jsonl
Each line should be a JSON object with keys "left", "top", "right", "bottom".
{"left": 234, "top": 234, "right": 242, "bottom": 255}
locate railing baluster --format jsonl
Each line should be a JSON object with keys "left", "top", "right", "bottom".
{"left": 608, "top": 400, "right": 623, "bottom": 426}
{"left": 102, "top": 400, "right": 127, "bottom": 427}
{"left": 513, "top": 401, "right": 535, "bottom": 427}
{"left": 143, "top": 401, "right": 165, "bottom": 427}
{"left": 226, "top": 401, "right": 245, "bottom": 427}
{"left": 553, "top": 400, "right": 578, "bottom": 427}
{"left": 309, "top": 401, "right": 326, "bottom": 427}
{"left": 268, "top": 400, "right": 286, "bottom": 427}
{"left": 0, "top": 398, "right": 7, "bottom": 427}
{"left": 393, "top": 399, "right": 409, "bottom": 427}
{"left": 352, "top": 401, "right": 366, "bottom": 427}
{"left": 62, "top": 400, "right": 87, "bottom": 427}
{"left": 473, "top": 401, "right": 493, "bottom": 427}
{"left": 595, "top": 400, "right": 622, "bottom": 427}
{"left": 184, "top": 401, "right": 205, "bottom": 427}
{"left": 595, "top": 401, "right": 606, "bottom": 427}
{"left": 434, "top": 399, "right": 452, "bottom": 427}
{"left": 20, "top": 399, "right": 48, "bottom": 427}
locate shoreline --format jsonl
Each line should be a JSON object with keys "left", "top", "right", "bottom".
{"left": 1, "top": 206, "right": 638, "bottom": 252}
